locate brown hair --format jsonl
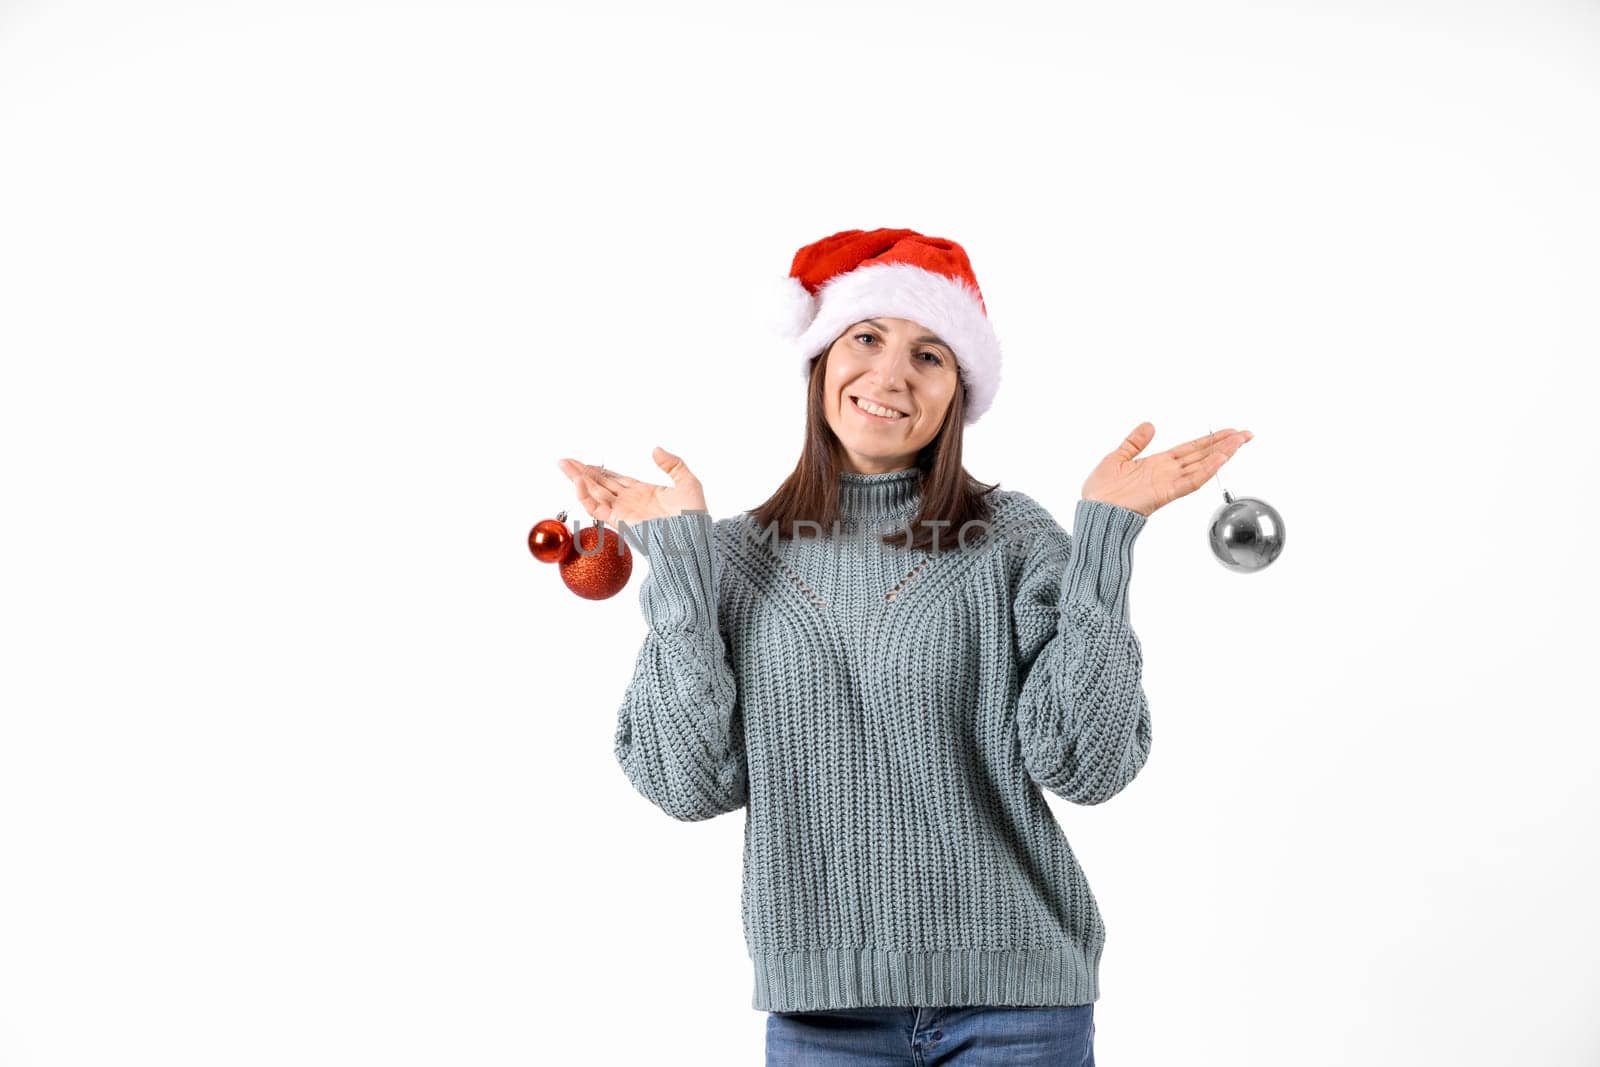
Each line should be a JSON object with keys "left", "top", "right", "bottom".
{"left": 746, "top": 342, "right": 999, "bottom": 552}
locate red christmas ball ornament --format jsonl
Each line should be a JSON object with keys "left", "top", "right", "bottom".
{"left": 528, "top": 511, "right": 574, "bottom": 564}
{"left": 559, "top": 521, "right": 633, "bottom": 600}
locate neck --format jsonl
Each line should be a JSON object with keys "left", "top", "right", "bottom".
{"left": 837, "top": 466, "right": 923, "bottom": 521}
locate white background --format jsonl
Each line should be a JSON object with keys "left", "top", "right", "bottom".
{"left": 2, "top": 1, "right": 1596, "bottom": 1064}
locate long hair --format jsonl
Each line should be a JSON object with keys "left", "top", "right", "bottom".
{"left": 746, "top": 342, "right": 999, "bottom": 552}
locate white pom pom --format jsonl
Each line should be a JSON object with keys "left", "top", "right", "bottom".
{"left": 767, "top": 275, "right": 816, "bottom": 341}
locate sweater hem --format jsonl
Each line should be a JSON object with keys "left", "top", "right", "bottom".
{"left": 750, "top": 946, "right": 1100, "bottom": 1012}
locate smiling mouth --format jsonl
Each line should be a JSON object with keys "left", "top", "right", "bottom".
{"left": 849, "top": 394, "right": 909, "bottom": 420}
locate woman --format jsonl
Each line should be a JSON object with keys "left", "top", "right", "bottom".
{"left": 557, "top": 228, "right": 1252, "bottom": 1065}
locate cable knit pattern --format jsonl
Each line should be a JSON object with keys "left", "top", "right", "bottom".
{"left": 612, "top": 467, "right": 1150, "bottom": 1011}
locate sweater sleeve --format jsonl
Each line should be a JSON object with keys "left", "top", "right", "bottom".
{"left": 1010, "top": 496, "right": 1152, "bottom": 806}
{"left": 612, "top": 509, "right": 749, "bottom": 822}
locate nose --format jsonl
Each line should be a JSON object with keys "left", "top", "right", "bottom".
{"left": 870, "top": 345, "right": 918, "bottom": 393}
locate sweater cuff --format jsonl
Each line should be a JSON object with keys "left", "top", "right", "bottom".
{"left": 630, "top": 510, "right": 718, "bottom": 631}
{"left": 1061, "top": 498, "right": 1147, "bottom": 621}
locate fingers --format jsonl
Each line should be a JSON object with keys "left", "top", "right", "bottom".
{"left": 1178, "top": 450, "right": 1229, "bottom": 493}
{"left": 1161, "top": 449, "right": 1225, "bottom": 504}
{"left": 559, "top": 457, "right": 626, "bottom": 494}
{"left": 653, "top": 445, "right": 699, "bottom": 487}
{"left": 557, "top": 457, "right": 617, "bottom": 520}
{"left": 1113, "top": 421, "right": 1156, "bottom": 460}
{"left": 1173, "top": 428, "right": 1252, "bottom": 467}
{"left": 1169, "top": 428, "right": 1236, "bottom": 462}
{"left": 587, "top": 464, "right": 633, "bottom": 494}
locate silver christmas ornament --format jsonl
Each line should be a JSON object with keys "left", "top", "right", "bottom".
{"left": 1208, "top": 489, "right": 1285, "bottom": 572}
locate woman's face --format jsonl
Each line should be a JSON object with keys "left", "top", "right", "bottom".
{"left": 821, "top": 316, "right": 961, "bottom": 475}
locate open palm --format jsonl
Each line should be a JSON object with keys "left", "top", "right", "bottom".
{"left": 1082, "top": 423, "right": 1254, "bottom": 517}
{"left": 556, "top": 446, "right": 708, "bottom": 528}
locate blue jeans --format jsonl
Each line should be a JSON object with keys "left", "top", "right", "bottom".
{"left": 765, "top": 1003, "right": 1095, "bottom": 1066}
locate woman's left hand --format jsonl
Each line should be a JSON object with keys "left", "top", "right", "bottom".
{"left": 1081, "top": 422, "right": 1254, "bottom": 517}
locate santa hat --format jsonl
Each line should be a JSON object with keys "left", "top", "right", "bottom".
{"left": 773, "top": 228, "right": 1002, "bottom": 426}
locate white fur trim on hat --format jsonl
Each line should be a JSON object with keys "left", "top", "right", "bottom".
{"left": 768, "top": 274, "right": 818, "bottom": 342}
{"left": 785, "top": 262, "right": 1002, "bottom": 426}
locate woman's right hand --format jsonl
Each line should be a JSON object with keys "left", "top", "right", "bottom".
{"left": 556, "top": 446, "right": 709, "bottom": 527}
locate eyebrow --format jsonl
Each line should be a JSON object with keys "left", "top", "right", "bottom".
{"left": 861, "top": 319, "right": 952, "bottom": 351}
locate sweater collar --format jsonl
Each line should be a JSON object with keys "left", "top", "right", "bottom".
{"left": 838, "top": 466, "right": 923, "bottom": 521}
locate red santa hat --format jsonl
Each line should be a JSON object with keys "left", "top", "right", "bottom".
{"left": 773, "top": 227, "right": 1003, "bottom": 426}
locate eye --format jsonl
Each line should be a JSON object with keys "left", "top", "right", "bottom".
{"left": 853, "top": 331, "right": 877, "bottom": 345}
{"left": 918, "top": 350, "right": 944, "bottom": 366}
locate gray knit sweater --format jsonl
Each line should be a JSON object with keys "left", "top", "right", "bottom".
{"left": 612, "top": 466, "right": 1150, "bottom": 1012}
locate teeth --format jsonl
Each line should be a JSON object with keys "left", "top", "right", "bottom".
{"left": 854, "top": 396, "right": 903, "bottom": 418}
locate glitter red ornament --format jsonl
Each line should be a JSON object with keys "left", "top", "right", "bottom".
{"left": 560, "top": 522, "right": 634, "bottom": 600}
